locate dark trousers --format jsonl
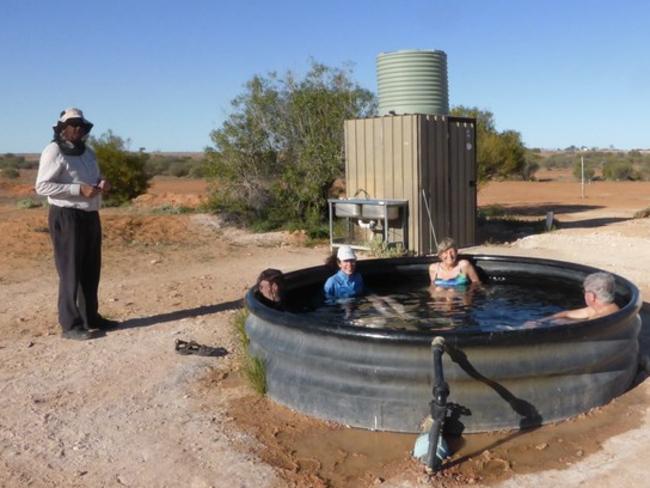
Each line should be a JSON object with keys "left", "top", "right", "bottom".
{"left": 48, "top": 206, "right": 102, "bottom": 331}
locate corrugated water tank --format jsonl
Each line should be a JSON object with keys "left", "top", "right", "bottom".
{"left": 377, "top": 49, "right": 449, "bottom": 116}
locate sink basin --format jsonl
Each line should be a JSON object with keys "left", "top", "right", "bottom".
{"left": 362, "top": 204, "right": 400, "bottom": 220}
{"left": 334, "top": 202, "right": 362, "bottom": 218}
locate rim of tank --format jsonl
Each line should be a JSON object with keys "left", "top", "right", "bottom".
{"left": 245, "top": 254, "right": 641, "bottom": 347}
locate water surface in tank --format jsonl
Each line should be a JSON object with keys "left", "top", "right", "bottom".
{"left": 286, "top": 273, "right": 589, "bottom": 332}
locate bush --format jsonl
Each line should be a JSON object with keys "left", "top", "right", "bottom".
{"left": 0, "top": 167, "right": 20, "bottom": 179}
{"left": 602, "top": 161, "right": 638, "bottom": 181}
{"left": 91, "top": 131, "right": 151, "bottom": 206}
{"left": 16, "top": 198, "right": 43, "bottom": 209}
{"left": 572, "top": 160, "right": 596, "bottom": 181}
{"left": 205, "top": 60, "right": 376, "bottom": 228}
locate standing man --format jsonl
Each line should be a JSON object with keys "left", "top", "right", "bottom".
{"left": 36, "top": 108, "right": 117, "bottom": 340}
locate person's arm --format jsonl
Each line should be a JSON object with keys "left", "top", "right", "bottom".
{"left": 428, "top": 263, "right": 438, "bottom": 283}
{"left": 460, "top": 260, "right": 481, "bottom": 284}
{"left": 324, "top": 276, "right": 336, "bottom": 298}
{"left": 35, "top": 145, "right": 98, "bottom": 198}
{"left": 551, "top": 307, "right": 591, "bottom": 320}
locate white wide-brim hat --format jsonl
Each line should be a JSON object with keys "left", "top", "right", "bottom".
{"left": 53, "top": 107, "right": 93, "bottom": 131}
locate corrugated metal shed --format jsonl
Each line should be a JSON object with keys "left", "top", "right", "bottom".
{"left": 344, "top": 114, "right": 476, "bottom": 255}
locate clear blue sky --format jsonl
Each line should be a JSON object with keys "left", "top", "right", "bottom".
{"left": 1, "top": 0, "right": 648, "bottom": 153}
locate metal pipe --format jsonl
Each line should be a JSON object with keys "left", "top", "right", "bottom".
{"left": 421, "top": 189, "right": 438, "bottom": 252}
{"left": 426, "top": 336, "right": 449, "bottom": 471}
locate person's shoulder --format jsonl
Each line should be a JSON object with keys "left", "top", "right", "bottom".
{"left": 324, "top": 273, "right": 338, "bottom": 286}
{"left": 84, "top": 145, "right": 96, "bottom": 157}
{"left": 41, "top": 142, "right": 61, "bottom": 158}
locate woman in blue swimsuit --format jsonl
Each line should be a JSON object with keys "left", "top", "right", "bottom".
{"left": 429, "top": 237, "right": 481, "bottom": 291}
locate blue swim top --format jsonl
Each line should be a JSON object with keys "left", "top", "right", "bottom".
{"left": 432, "top": 263, "right": 470, "bottom": 288}
{"left": 434, "top": 274, "right": 469, "bottom": 288}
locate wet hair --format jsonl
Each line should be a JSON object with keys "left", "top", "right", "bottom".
{"left": 325, "top": 252, "right": 338, "bottom": 269}
{"left": 583, "top": 272, "right": 615, "bottom": 303}
{"left": 256, "top": 268, "right": 284, "bottom": 286}
{"left": 436, "top": 237, "right": 457, "bottom": 256}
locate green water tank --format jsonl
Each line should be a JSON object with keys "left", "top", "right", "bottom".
{"left": 377, "top": 49, "right": 449, "bottom": 116}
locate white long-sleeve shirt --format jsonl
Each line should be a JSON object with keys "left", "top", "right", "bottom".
{"left": 35, "top": 142, "right": 102, "bottom": 211}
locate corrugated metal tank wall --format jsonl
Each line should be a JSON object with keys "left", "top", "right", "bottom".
{"left": 377, "top": 50, "right": 449, "bottom": 116}
{"left": 344, "top": 115, "right": 476, "bottom": 255}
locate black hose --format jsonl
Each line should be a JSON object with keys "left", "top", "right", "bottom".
{"left": 426, "top": 336, "right": 449, "bottom": 471}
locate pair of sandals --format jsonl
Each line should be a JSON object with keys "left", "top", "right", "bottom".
{"left": 175, "top": 339, "right": 228, "bottom": 357}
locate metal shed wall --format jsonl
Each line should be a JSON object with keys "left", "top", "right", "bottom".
{"left": 344, "top": 114, "right": 476, "bottom": 255}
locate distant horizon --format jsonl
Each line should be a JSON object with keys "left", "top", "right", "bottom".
{"left": 8, "top": 146, "right": 650, "bottom": 161}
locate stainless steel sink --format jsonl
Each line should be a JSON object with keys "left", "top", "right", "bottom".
{"left": 361, "top": 204, "right": 400, "bottom": 220}
{"left": 334, "top": 202, "right": 362, "bottom": 218}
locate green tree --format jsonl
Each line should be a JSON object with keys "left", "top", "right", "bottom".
{"left": 450, "top": 106, "right": 526, "bottom": 182}
{"left": 206, "top": 61, "right": 375, "bottom": 229}
{"left": 91, "top": 131, "right": 151, "bottom": 206}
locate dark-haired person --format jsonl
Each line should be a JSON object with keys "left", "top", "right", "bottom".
{"left": 255, "top": 268, "right": 285, "bottom": 310}
{"left": 36, "top": 108, "right": 116, "bottom": 340}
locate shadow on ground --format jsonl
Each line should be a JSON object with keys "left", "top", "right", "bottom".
{"left": 118, "top": 298, "right": 243, "bottom": 330}
{"left": 487, "top": 204, "right": 604, "bottom": 217}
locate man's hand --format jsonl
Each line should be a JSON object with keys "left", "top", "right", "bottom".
{"left": 80, "top": 184, "right": 100, "bottom": 198}
{"left": 97, "top": 179, "right": 111, "bottom": 193}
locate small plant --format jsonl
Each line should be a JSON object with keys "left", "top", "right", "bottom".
{"left": 368, "top": 237, "right": 406, "bottom": 258}
{"left": 633, "top": 207, "right": 650, "bottom": 219}
{"left": 244, "top": 356, "right": 267, "bottom": 395}
{"left": 153, "top": 203, "right": 194, "bottom": 215}
{"left": 16, "top": 198, "right": 43, "bottom": 209}
{"left": 478, "top": 204, "right": 508, "bottom": 218}
{"left": 232, "top": 308, "right": 249, "bottom": 349}
{"left": 231, "top": 308, "right": 267, "bottom": 394}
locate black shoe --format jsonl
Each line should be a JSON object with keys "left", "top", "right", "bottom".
{"left": 175, "top": 339, "right": 228, "bottom": 357}
{"left": 62, "top": 328, "right": 102, "bottom": 341}
{"left": 91, "top": 317, "right": 120, "bottom": 331}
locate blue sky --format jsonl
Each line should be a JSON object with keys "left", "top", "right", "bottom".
{"left": 1, "top": 0, "right": 648, "bottom": 153}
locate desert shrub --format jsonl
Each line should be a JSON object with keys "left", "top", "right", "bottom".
{"left": 91, "top": 131, "right": 151, "bottom": 206}
{"left": 633, "top": 207, "right": 650, "bottom": 219}
{"left": 16, "top": 198, "right": 43, "bottom": 209}
{"left": 205, "top": 60, "right": 376, "bottom": 229}
{"left": 169, "top": 161, "right": 190, "bottom": 177}
{"left": 0, "top": 167, "right": 20, "bottom": 179}
{"left": 602, "top": 161, "right": 638, "bottom": 181}
{"left": 520, "top": 159, "right": 540, "bottom": 180}
{"left": 572, "top": 160, "right": 596, "bottom": 181}
{"left": 0, "top": 153, "right": 37, "bottom": 170}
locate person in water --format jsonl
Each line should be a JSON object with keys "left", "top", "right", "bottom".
{"left": 429, "top": 237, "right": 481, "bottom": 290}
{"left": 255, "top": 268, "right": 285, "bottom": 310}
{"left": 324, "top": 245, "right": 364, "bottom": 299}
{"left": 551, "top": 272, "right": 619, "bottom": 320}
{"left": 523, "top": 272, "right": 620, "bottom": 328}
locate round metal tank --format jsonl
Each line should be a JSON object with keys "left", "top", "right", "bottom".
{"left": 245, "top": 255, "right": 642, "bottom": 434}
{"left": 377, "top": 49, "right": 449, "bottom": 116}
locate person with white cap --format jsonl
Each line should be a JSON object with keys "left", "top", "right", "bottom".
{"left": 36, "top": 108, "right": 116, "bottom": 340}
{"left": 323, "top": 245, "right": 365, "bottom": 299}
